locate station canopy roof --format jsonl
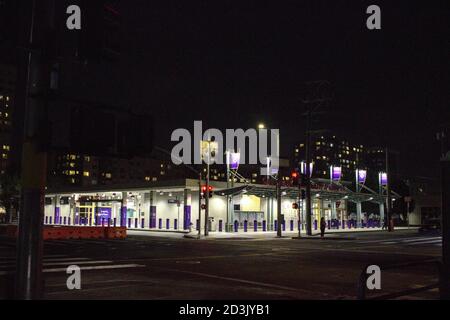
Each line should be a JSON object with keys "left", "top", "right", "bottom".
{"left": 215, "top": 179, "right": 392, "bottom": 204}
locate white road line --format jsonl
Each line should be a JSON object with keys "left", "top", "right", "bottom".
{"left": 357, "top": 237, "right": 440, "bottom": 244}
{"left": 408, "top": 240, "right": 442, "bottom": 245}
{"left": 0, "top": 257, "right": 85, "bottom": 264}
{"left": 0, "top": 263, "right": 145, "bottom": 275}
{"left": 43, "top": 260, "right": 112, "bottom": 266}
{"left": 401, "top": 237, "right": 441, "bottom": 243}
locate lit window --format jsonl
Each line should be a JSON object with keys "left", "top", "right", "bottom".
{"left": 83, "top": 171, "right": 90, "bottom": 177}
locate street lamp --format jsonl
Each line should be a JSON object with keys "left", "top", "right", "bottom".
{"left": 258, "top": 123, "right": 265, "bottom": 129}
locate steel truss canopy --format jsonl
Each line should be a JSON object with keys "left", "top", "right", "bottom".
{"left": 215, "top": 179, "right": 394, "bottom": 204}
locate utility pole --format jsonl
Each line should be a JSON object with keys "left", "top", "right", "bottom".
{"left": 15, "top": 0, "right": 49, "bottom": 299}
{"left": 204, "top": 141, "right": 210, "bottom": 237}
{"left": 385, "top": 147, "right": 393, "bottom": 232}
{"left": 276, "top": 177, "right": 282, "bottom": 237}
{"left": 198, "top": 172, "right": 202, "bottom": 238}
{"left": 438, "top": 128, "right": 450, "bottom": 299}
{"left": 305, "top": 109, "right": 312, "bottom": 236}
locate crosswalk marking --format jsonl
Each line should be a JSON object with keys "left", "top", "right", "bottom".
{"left": 356, "top": 236, "right": 442, "bottom": 247}
{"left": 0, "top": 254, "right": 145, "bottom": 276}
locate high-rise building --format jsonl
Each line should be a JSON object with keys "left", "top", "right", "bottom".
{"left": 293, "top": 134, "right": 365, "bottom": 181}
{"left": 0, "top": 64, "right": 16, "bottom": 175}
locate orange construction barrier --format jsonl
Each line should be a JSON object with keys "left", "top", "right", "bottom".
{"left": 2, "top": 225, "right": 127, "bottom": 240}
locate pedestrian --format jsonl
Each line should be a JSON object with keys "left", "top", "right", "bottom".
{"left": 320, "top": 217, "right": 326, "bottom": 238}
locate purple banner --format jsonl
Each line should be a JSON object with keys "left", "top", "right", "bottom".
{"left": 331, "top": 166, "right": 342, "bottom": 181}
{"left": 229, "top": 153, "right": 240, "bottom": 170}
{"left": 357, "top": 170, "right": 367, "bottom": 184}
{"left": 379, "top": 172, "right": 388, "bottom": 186}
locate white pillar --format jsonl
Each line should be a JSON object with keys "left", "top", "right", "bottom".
{"left": 356, "top": 202, "right": 362, "bottom": 227}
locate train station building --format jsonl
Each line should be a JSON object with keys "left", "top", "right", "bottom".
{"left": 44, "top": 178, "right": 395, "bottom": 233}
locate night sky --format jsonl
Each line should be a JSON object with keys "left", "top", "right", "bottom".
{"left": 69, "top": 0, "right": 450, "bottom": 179}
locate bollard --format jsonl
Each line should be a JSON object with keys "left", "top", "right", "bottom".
{"left": 196, "top": 219, "right": 200, "bottom": 231}
{"left": 63, "top": 217, "right": 67, "bottom": 225}
{"left": 158, "top": 218, "right": 162, "bottom": 229}
{"left": 141, "top": 218, "right": 145, "bottom": 229}
{"left": 108, "top": 218, "right": 111, "bottom": 227}
{"left": 244, "top": 220, "right": 248, "bottom": 232}
{"left": 290, "top": 220, "right": 294, "bottom": 231}
{"left": 89, "top": 215, "right": 92, "bottom": 226}
{"left": 68, "top": 217, "right": 71, "bottom": 225}
{"left": 174, "top": 219, "right": 178, "bottom": 230}
{"left": 113, "top": 218, "right": 117, "bottom": 227}
{"left": 219, "top": 220, "right": 223, "bottom": 232}
{"left": 254, "top": 220, "right": 258, "bottom": 232}
{"left": 298, "top": 220, "right": 301, "bottom": 231}
{"left": 166, "top": 218, "right": 170, "bottom": 229}
{"left": 45, "top": 216, "right": 48, "bottom": 224}
{"left": 234, "top": 220, "right": 239, "bottom": 232}
{"left": 327, "top": 220, "right": 331, "bottom": 229}
{"left": 274, "top": 220, "right": 278, "bottom": 231}
{"left": 262, "top": 220, "right": 267, "bottom": 232}
{"left": 128, "top": 218, "right": 131, "bottom": 228}
{"left": 49, "top": 217, "right": 52, "bottom": 224}
{"left": 314, "top": 219, "right": 317, "bottom": 230}
{"left": 282, "top": 220, "right": 286, "bottom": 231}
{"left": 135, "top": 218, "right": 138, "bottom": 228}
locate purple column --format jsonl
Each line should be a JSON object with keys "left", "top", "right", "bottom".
{"left": 254, "top": 220, "right": 258, "bottom": 232}
{"left": 263, "top": 220, "right": 267, "bottom": 231}
{"left": 54, "top": 207, "right": 60, "bottom": 225}
{"left": 174, "top": 219, "right": 178, "bottom": 230}
{"left": 234, "top": 220, "right": 239, "bottom": 232}
{"left": 183, "top": 205, "right": 191, "bottom": 230}
{"left": 121, "top": 206, "right": 127, "bottom": 227}
{"left": 141, "top": 218, "right": 145, "bottom": 228}
{"left": 150, "top": 206, "right": 156, "bottom": 228}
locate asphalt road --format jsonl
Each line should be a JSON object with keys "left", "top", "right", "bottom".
{"left": 0, "top": 229, "right": 444, "bottom": 300}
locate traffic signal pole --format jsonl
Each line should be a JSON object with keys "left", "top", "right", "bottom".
{"left": 15, "top": 0, "right": 48, "bottom": 299}
{"left": 305, "top": 110, "right": 313, "bottom": 236}
{"left": 204, "top": 142, "right": 210, "bottom": 237}
{"left": 276, "top": 178, "right": 282, "bottom": 237}
{"left": 386, "top": 147, "right": 393, "bottom": 232}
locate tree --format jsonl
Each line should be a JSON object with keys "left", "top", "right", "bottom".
{"left": 0, "top": 171, "right": 20, "bottom": 224}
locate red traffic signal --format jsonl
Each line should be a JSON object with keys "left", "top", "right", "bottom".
{"left": 201, "top": 185, "right": 213, "bottom": 198}
{"left": 291, "top": 171, "right": 299, "bottom": 185}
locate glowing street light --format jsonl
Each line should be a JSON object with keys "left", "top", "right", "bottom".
{"left": 258, "top": 123, "right": 265, "bottom": 129}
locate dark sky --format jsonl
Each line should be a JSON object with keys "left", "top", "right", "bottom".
{"left": 74, "top": 0, "right": 450, "bottom": 179}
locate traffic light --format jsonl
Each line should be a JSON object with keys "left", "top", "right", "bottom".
{"left": 291, "top": 170, "right": 299, "bottom": 185}
{"left": 200, "top": 185, "right": 213, "bottom": 199}
{"left": 201, "top": 185, "right": 207, "bottom": 199}
{"left": 208, "top": 186, "right": 213, "bottom": 198}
